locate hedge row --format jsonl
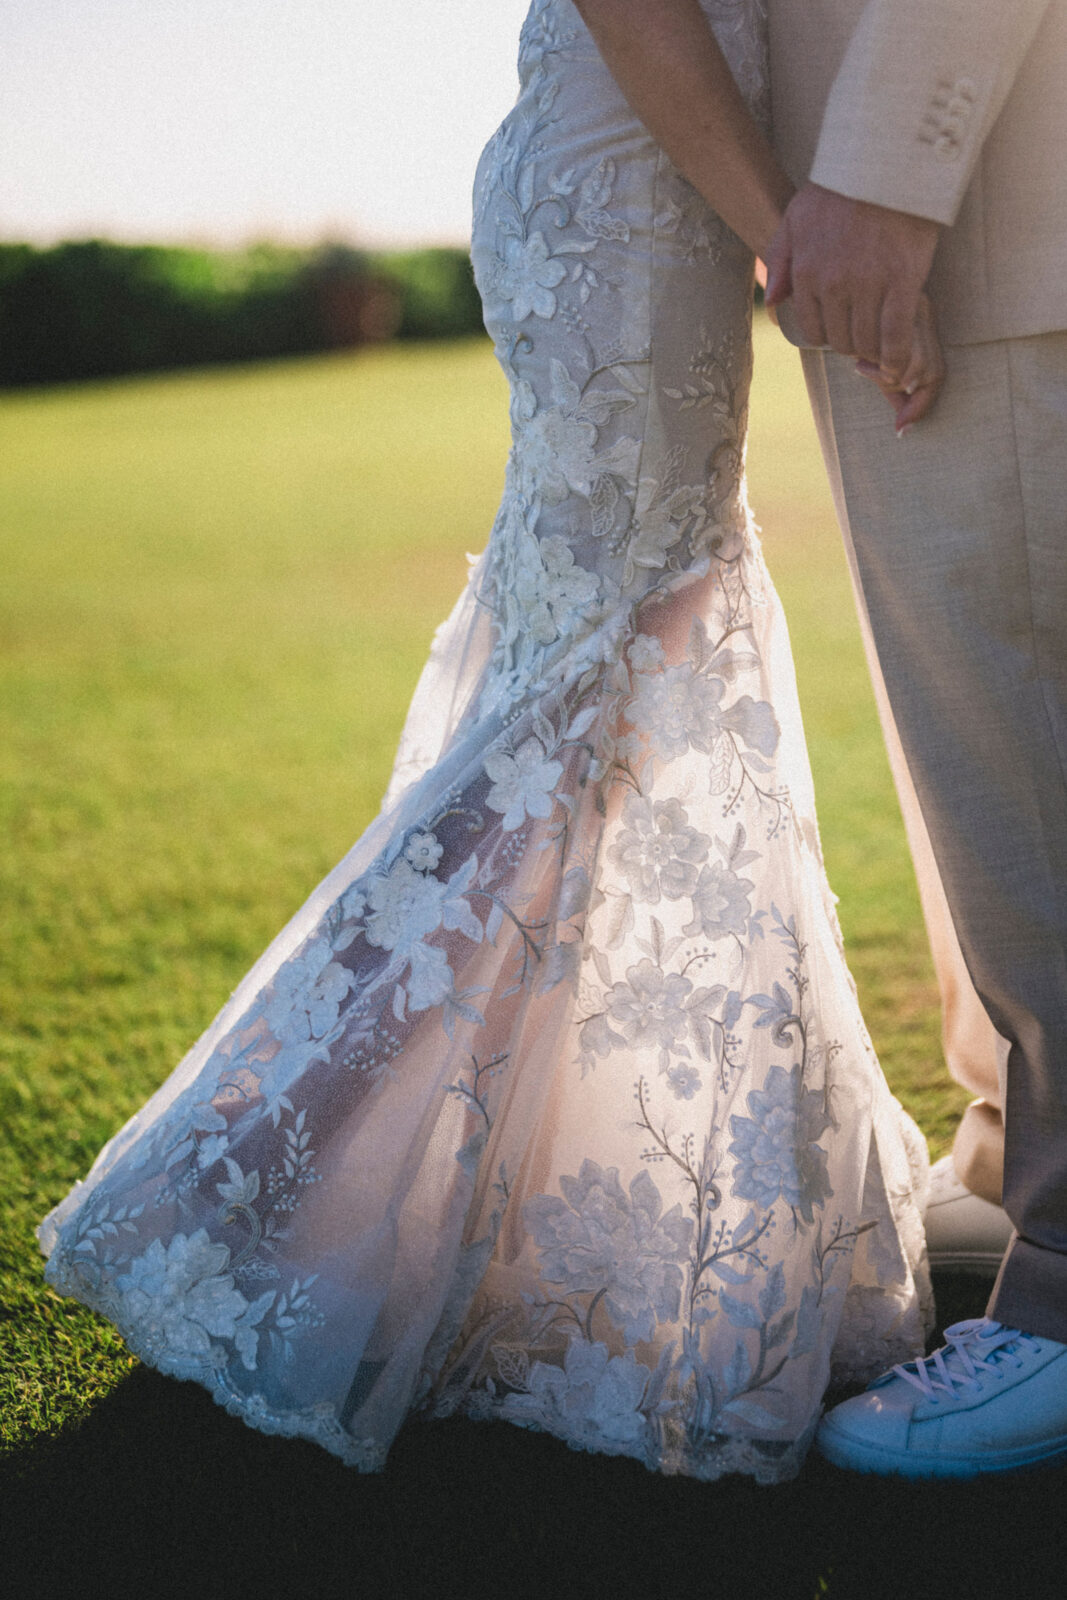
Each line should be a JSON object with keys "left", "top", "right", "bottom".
{"left": 0, "top": 240, "right": 487, "bottom": 387}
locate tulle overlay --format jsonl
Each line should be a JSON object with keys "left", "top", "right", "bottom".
{"left": 39, "top": 0, "right": 931, "bottom": 1484}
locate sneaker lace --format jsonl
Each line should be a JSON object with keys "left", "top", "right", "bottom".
{"left": 892, "top": 1318, "right": 1039, "bottom": 1403}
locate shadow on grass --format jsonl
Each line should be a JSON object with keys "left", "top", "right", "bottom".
{"left": 4, "top": 1275, "right": 1067, "bottom": 1600}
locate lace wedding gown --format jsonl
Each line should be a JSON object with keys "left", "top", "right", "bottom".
{"left": 38, "top": 0, "right": 931, "bottom": 1484}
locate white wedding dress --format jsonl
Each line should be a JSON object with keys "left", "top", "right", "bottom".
{"left": 39, "top": 0, "right": 931, "bottom": 1484}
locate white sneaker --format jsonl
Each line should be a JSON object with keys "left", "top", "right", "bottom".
{"left": 817, "top": 1318, "right": 1067, "bottom": 1479}
{"left": 923, "top": 1154, "right": 1013, "bottom": 1274}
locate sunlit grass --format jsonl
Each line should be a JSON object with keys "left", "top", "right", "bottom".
{"left": 0, "top": 322, "right": 965, "bottom": 1453}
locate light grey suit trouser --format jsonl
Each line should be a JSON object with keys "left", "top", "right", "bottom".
{"left": 801, "top": 333, "right": 1067, "bottom": 1343}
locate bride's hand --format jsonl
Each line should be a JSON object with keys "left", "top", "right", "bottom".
{"left": 854, "top": 293, "right": 945, "bottom": 437}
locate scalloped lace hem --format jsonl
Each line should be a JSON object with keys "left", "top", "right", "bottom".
{"left": 42, "top": 1253, "right": 924, "bottom": 1484}
{"left": 43, "top": 1278, "right": 816, "bottom": 1483}
{"left": 44, "top": 1256, "right": 815, "bottom": 1483}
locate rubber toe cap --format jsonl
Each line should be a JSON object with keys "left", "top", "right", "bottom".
{"left": 818, "top": 1381, "right": 917, "bottom": 1454}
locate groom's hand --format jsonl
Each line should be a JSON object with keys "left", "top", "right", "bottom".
{"left": 764, "top": 183, "right": 940, "bottom": 383}
{"left": 856, "top": 292, "right": 946, "bottom": 434}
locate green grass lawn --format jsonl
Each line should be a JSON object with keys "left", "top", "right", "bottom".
{"left": 0, "top": 319, "right": 970, "bottom": 1465}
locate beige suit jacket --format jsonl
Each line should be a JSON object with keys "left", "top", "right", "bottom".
{"left": 767, "top": 0, "right": 1067, "bottom": 345}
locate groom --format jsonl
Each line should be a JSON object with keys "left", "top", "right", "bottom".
{"left": 764, "top": 0, "right": 1067, "bottom": 1477}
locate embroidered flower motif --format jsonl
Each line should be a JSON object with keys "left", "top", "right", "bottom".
{"left": 485, "top": 231, "right": 567, "bottom": 322}
{"left": 196, "top": 1134, "right": 229, "bottom": 1171}
{"left": 683, "top": 862, "right": 753, "bottom": 941}
{"left": 484, "top": 736, "right": 563, "bottom": 830}
{"left": 525, "top": 1159, "right": 692, "bottom": 1345}
{"left": 575, "top": 159, "right": 630, "bottom": 243}
{"left": 365, "top": 854, "right": 482, "bottom": 957}
{"left": 364, "top": 861, "right": 445, "bottom": 953}
{"left": 608, "top": 794, "right": 710, "bottom": 903}
{"left": 502, "top": 1338, "right": 652, "bottom": 1449}
{"left": 625, "top": 663, "right": 727, "bottom": 762}
{"left": 513, "top": 531, "right": 601, "bottom": 646}
{"left": 404, "top": 940, "right": 454, "bottom": 1012}
{"left": 606, "top": 959, "right": 693, "bottom": 1054}
{"left": 718, "top": 694, "right": 780, "bottom": 759}
{"left": 115, "top": 1231, "right": 271, "bottom": 1376}
{"left": 728, "top": 1063, "right": 833, "bottom": 1223}
{"left": 404, "top": 832, "right": 444, "bottom": 873}
{"left": 625, "top": 660, "right": 779, "bottom": 768}
{"left": 627, "top": 504, "right": 684, "bottom": 572}
{"left": 339, "top": 885, "right": 366, "bottom": 923}
{"left": 516, "top": 402, "right": 600, "bottom": 505}
{"left": 305, "top": 963, "right": 355, "bottom": 1035}
{"left": 666, "top": 1063, "right": 702, "bottom": 1100}
{"left": 626, "top": 479, "right": 714, "bottom": 576}
{"left": 628, "top": 634, "right": 666, "bottom": 673}
{"left": 261, "top": 939, "right": 355, "bottom": 1045}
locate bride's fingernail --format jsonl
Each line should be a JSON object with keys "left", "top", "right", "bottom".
{"left": 904, "top": 382, "right": 917, "bottom": 396}
{"left": 896, "top": 423, "right": 912, "bottom": 440}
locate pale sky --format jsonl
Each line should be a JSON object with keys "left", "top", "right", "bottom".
{"left": 0, "top": 0, "right": 532, "bottom": 248}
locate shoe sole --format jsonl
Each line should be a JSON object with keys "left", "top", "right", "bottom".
{"left": 815, "top": 1424, "right": 1067, "bottom": 1480}
{"left": 927, "top": 1250, "right": 1005, "bottom": 1275}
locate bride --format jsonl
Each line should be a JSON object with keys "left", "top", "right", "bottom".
{"left": 38, "top": 0, "right": 941, "bottom": 1484}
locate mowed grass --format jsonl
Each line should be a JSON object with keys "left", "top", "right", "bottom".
{"left": 0, "top": 321, "right": 967, "bottom": 1463}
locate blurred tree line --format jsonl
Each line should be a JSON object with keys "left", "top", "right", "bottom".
{"left": 0, "top": 239, "right": 486, "bottom": 387}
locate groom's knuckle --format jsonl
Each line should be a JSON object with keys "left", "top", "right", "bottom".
{"left": 793, "top": 256, "right": 818, "bottom": 291}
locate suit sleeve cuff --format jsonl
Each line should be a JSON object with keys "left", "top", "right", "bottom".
{"left": 809, "top": 143, "right": 963, "bottom": 226}
{"left": 808, "top": 0, "right": 1051, "bottom": 226}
